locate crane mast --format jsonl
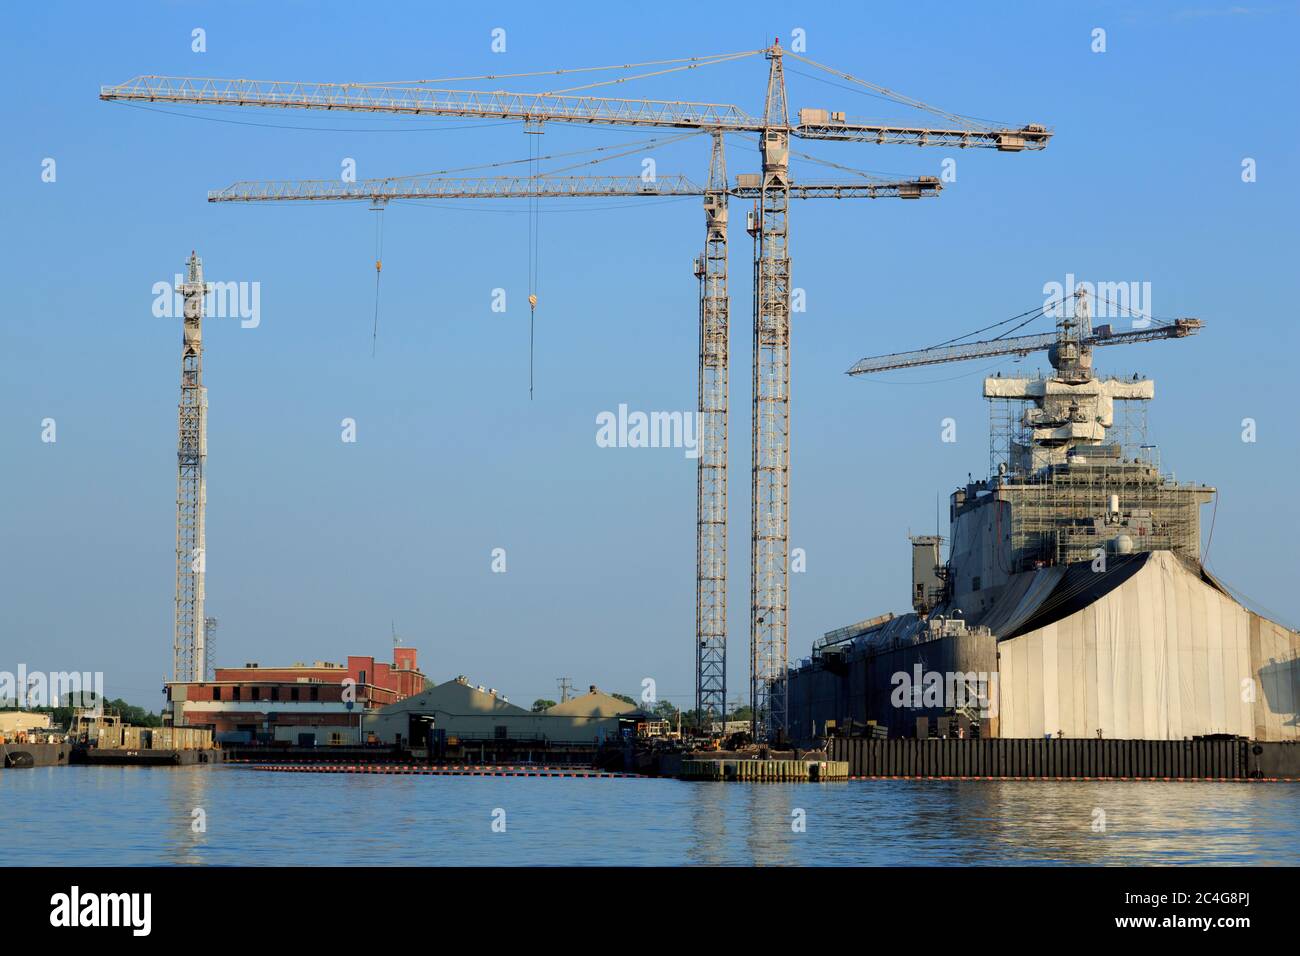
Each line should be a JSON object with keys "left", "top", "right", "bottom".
{"left": 175, "top": 251, "right": 208, "bottom": 684}
{"left": 750, "top": 43, "right": 792, "bottom": 741}
{"left": 694, "top": 133, "right": 729, "bottom": 729}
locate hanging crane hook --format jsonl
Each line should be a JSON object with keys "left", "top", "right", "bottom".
{"left": 528, "top": 292, "right": 538, "bottom": 400}
{"left": 370, "top": 198, "right": 388, "bottom": 357}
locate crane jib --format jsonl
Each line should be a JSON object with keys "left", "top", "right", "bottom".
{"left": 100, "top": 77, "right": 1049, "bottom": 147}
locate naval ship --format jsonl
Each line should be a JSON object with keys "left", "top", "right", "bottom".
{"left": 787, "top": 289, "right": 1300, "bottom": 743}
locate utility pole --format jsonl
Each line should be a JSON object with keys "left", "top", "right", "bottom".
{"left": 174, "top": 251, "right": 208, "bottom": 684}
{"left": 203, "top": 616, "right": 218, "bottom": 680}
{"left": 557, "top": 677, "right": 574, "bottom": 704}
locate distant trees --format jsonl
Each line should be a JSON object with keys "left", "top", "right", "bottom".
{"left": 101, "top": 697, "right": 163, "bottom": 728}
{"left": 650, "top": 700, "right": 680, "bottom": 723}
{"left": 1, "top": 694, "right": 163, "bottom": 730}
{"left": 530, "top": 698, "right": 557, "bottom": 712}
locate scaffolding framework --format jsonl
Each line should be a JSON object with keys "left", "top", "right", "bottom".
{"left": 987, "top": 373, "right": 1152, "bottom": 479}
{"left": 995, "top": 464, "right": 1211, "bottom": 572}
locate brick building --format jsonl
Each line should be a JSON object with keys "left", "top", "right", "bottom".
{"left": 165, "top": 648, "right": 425, "bottom": 745}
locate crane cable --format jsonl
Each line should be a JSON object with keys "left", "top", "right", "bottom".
{"left": 545, "top": 51, "right": 758, "bottom": 95}
{"left": 379, "top": 132, "right": 689, "bottom": 182}
{"left": 371, "top": 199, "right": 385, "bottom": 357}
{"left": 528, "top": 134, "right": 541, "bottom": 399}
{"left": 783, "top": 50, "right": 1006, "bottom": 130}
{"left": 356, "top": 51, "right": 765, "bottom": 87}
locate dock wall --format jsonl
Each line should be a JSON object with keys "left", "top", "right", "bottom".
{"left": 827, "top": 737, "right": 1300, "bottom": 779}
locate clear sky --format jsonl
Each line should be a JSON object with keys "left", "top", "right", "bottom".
{"left": 2, "top": 1, "right": 1297, "bottom": 713}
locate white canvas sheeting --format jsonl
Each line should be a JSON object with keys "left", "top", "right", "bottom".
{"left": 978, "top": 565, "right": 1067, "bottom": 638}
{"left": 998, "top": 551, "right": 1300, "bottom": 740}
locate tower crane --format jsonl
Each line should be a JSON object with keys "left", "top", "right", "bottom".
{"left": 846, "top": 288, "right": 1203, "bottom": 379}
{"left": 847, "top": 287, "right": 1204, "bottom": 479}
{"left": 204, "top": 164, "right": 941, "bottom": 731}
{"left": 103, "top": 41, "right": 1048, "bottom": 741}
{"left": 175, "top": 251, "right": 208, "bottom": 684}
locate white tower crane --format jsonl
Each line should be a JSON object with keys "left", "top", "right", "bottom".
{"left": 104, "top": 42, "right": 1046, "bottom": 739}
{"left": 175, "top": 251, "right": 208, "bottom": 684}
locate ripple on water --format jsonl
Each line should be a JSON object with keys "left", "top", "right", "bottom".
{"left": 3, "top": 767, "right": 1297, "bottom": 866}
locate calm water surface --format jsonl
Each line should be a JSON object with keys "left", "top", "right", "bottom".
{"left": 4, "top": 766, "right": 1297, "bottom": 866}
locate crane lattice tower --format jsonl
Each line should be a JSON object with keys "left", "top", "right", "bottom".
{"left": 174, "top": 251, "right": 208, "bottom": 683}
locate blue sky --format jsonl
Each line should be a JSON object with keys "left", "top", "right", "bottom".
{"left": 2, "top": 1, "right": 1297, "bottom": 711}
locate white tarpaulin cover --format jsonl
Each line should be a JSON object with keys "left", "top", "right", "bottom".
{"left": 999, "top": 551, "right": 1300, "bottom": 740}
{"left": 978, "top": 565, "right": 1067, "bottom": 638}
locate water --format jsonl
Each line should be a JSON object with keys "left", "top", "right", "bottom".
{"left": 5, "top": 766, "right": 1298, "bottom": 866}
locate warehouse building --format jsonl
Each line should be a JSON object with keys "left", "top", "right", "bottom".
{"left": 368, "top": 678, "right": 645, "bottom": 751}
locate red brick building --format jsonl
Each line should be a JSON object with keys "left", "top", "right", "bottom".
{"left": 165, "top": 648, "right": 425, "bottom": 745}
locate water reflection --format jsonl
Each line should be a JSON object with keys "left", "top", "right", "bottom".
{"left": 4, "top": 767, "right": 1296, "bottom": 866}
{"left": 165, "top": 766, "right": 213, "bottom": 865}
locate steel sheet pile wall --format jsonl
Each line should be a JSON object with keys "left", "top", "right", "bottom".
{"left": 825, "top": 736, "right": 1296, "bottom": 779}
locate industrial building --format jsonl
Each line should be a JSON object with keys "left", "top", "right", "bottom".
{"left": 166, "top": 648, "right": 425, "bottom": 744}
{"left": 368, "top": 679, "right": 645, "bottom": 752}
{"left": 0, "top": 711, "right": 54, "bottom": 738}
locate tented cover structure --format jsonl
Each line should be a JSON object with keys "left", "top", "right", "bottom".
{"left": 998, "top": 551, "right": 1300, "bottom": 740}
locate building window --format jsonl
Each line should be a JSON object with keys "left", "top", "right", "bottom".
{"left": 212, "top": 687, "right": 221, "bottom": 701}
{"left": 232, "top": 687, "right": 241, "bottom": 701}
{"left": 271, "top": 687, "right": 280, "bottom": 701}
{"left": 310, "top": 686, "right": 319, "bottom": 701}
{"left": 971, "top": 576, "right": 982, "bottom": 592}
{"left": 494, "top": 725, "right": 508, "bottom": 740}
{"left": 291, "top": 687, "right": 299, "bottom": 702}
